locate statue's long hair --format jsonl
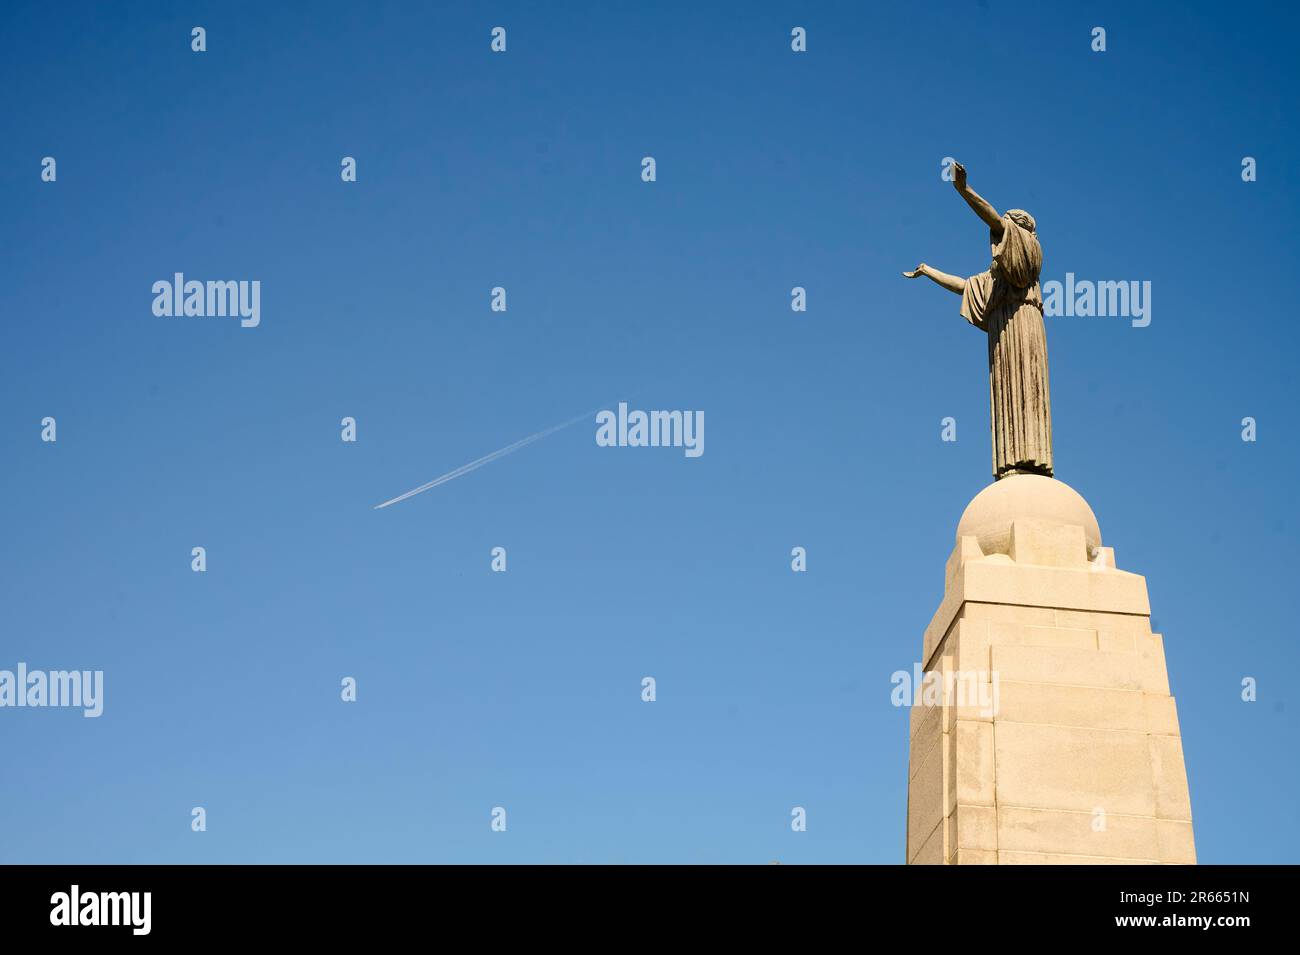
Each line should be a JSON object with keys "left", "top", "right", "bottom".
{"left": 1005, "top": 209, "right": 1037, "bottom": 234}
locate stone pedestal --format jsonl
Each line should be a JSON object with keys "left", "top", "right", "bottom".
{"left": 906, "top": 476, "right": 1195, "bottom": 865}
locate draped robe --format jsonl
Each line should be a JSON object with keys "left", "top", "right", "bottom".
{"left": 959, "top": 216, "right": 1054, "bottom": 479}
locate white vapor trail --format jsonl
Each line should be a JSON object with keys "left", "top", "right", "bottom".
{"left": 372, "top": 410, "right": 595, "bottom": 510}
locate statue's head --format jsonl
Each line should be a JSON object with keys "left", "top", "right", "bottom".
{"left": 1006, "top": 209, "right": 1037, "bottom": 234}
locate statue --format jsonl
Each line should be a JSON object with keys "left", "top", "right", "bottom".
{"left": 905, "top": 162, "right": 1053, "bottom": 480}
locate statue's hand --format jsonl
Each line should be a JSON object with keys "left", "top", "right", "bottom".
{"left": 903, "top": 264, "right": 928, "bottom": 278}
{"left": 951, "top": 161, "right": 967, "bottom": 192}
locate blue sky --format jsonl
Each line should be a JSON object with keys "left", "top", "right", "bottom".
{"left": 1, "top": 0, "right": 1297, "bottom": 863}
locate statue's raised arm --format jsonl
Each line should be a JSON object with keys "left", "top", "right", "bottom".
{"left": 952, "top": 161, "right": 1004, "bottom": 239}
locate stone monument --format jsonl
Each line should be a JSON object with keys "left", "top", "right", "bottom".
{"left": 902, "top": 164, "right": 1195, "bottom": 864}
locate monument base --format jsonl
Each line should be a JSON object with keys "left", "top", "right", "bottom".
{"left": 906, "top": 476, "right": 1195, "bottom": 865}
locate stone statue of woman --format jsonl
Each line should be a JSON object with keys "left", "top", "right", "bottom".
{"left": 904, "top": 161, "right": 1053, "bottom": 479}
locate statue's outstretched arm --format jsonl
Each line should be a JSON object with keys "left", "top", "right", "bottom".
{"left": 951, "top": 162, "right": 1004, "bottom": 238}
{"left": 903, "top": 263, "right": 964, "bottom": 295}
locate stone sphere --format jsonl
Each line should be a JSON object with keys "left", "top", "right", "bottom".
{"left": 956, "top": 474, "right": 1101, "bottom": 557}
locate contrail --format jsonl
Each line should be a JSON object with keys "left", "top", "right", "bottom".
{"left": 372, "top": 409, "right": 595, "bottom": 510}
